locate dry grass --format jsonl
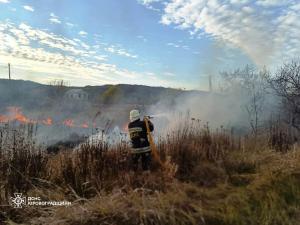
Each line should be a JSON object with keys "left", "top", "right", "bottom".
{"left": 0, "top": 120, "right": 300, "bottom": 225}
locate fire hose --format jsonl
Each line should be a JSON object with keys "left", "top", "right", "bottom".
{"left": 144, "top": 116, "right": 165, "bottom": 169}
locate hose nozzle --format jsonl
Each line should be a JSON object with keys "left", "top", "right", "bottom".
{"left": 144, "top": 115, "right": 154, "bottom": 120}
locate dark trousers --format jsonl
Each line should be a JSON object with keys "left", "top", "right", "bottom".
{"left": 131, "top": 152, "right": 151, "bottom": 171}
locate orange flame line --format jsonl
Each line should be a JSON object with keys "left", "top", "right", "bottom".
{"left": 0, "top": 107, "right": 92, "bottom": 128}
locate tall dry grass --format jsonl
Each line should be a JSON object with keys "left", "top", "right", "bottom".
{"left": 0, "top": 118, "right": 299, "bottom": 225}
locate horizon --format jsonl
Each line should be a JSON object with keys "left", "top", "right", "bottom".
{"left": 0, "top": 0, "right": 299, "bottom": 90}
{"left": 0, "top": 77, "right": 199, "bottom": 91}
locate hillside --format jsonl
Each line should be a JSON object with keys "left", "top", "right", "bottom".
{"left": 0, "top": 79, "right": 210, "bottom": 144}
{"left": 0, "top": 79, "right": 208, "bottom": 110}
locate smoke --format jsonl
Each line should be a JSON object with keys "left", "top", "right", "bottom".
{"left": 0, "top": 80, "right": 129, "bottom": 145}
{"left": 0, "top": 73, "right": 278, "bottom": 148}
{"left": 145, "top": 93, "right": 245, "bottom": 134}
{"left": 145, "top": 70, "right": 277, "bottom": 136}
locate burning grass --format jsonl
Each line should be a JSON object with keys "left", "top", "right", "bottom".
{"left": 0, "top": 120, "right": 300, "bottom": 225}
{"left": 0, "top": 106, "right": 98, "bottom": 129}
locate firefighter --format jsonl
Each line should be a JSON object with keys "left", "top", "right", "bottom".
{"left": 128, "top": 109, "right": 154, "bottom": 171}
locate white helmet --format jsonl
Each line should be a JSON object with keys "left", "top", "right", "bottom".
{"left": 130, "top": 109, "right": 140, "bottom": 122}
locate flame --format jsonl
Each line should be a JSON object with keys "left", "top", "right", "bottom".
{"left": 122, "top": 123, "right": 128, "bottom": 132}
{"left": 0, "top": 115, "right": 8, "bottom": 123}
{"left": 81, "top": 122, "right": 89, "bottom": 128}
{"left": 0, "top": 106, "right": 93, "bottom": 129}
{"left": 63, "top": 119, "right": 74, "bottom": 127}
{"left": 7, "top": 107, "right": 30, "bottom": 123}
{"left": 41, "top": 117, "right": 53, "bottom": 126}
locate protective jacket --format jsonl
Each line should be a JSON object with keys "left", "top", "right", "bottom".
{"left": 128, "top": 119, "right": 154, "bottom": 154}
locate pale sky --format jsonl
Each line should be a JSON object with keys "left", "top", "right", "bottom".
{"left": 0, "top": 0, "right": 299, "bottom": 90}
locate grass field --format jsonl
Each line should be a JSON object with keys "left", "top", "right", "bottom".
{"left": 0, "top": 120, "right": 300, "bottom": 225}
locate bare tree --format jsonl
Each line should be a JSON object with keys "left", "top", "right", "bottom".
{"left": 220, "top": 65, "right": 268, "bottom": 136}
{"left": 48, "top": 79, "right": 69, "bottom": 99}
{"left": 268, "top": 61, "right": 300, "bottom": 131}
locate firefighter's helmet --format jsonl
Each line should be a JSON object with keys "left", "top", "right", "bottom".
{"left": 130, "top": 109, "right": 140, "bottom": 122}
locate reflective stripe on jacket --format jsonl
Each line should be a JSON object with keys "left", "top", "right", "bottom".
{"left": 131, "top": 146, "right": 151, "bottom": 154}
{"left": 128, "top": 119, "right": 154, "bottom": 150}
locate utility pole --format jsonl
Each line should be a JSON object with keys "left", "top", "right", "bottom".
{"left": 8, "top": 63, "right": 11, "bottom": 80}
{"left": 209, "top": 75, "right": 212, "bottom": 92}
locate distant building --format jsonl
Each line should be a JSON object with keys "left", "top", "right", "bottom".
{"left": 64, "top": 89, "right": 88, "bottom": 101}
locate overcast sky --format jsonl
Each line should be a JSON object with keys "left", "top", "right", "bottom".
{"left": 0, "top": 0, "right": 299, "bottom": 90}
